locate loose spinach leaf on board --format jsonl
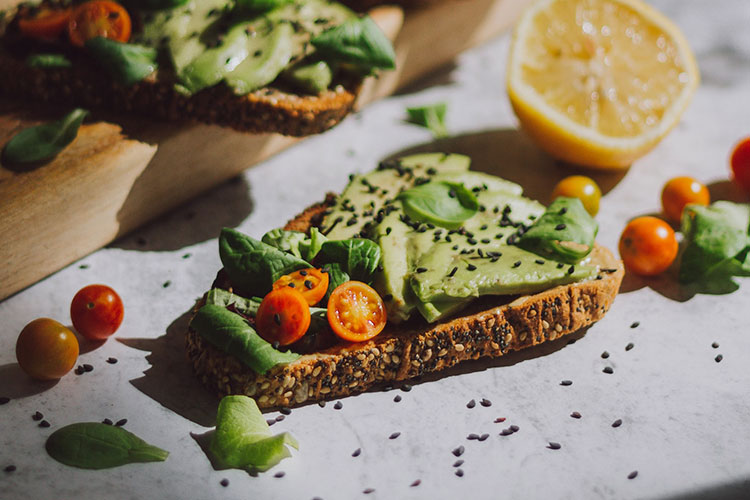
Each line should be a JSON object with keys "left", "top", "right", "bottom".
{"left": 311, "top": 16, "right": 395, "bottom": 70}
{"left": 398, "top": 181, "right": 478, "bottom": 229}
{"left": 219, "top": 228, "right": 311, "bottom": 297}
{"left": 210, "top": 395, "right": 298, "bottom": 471}
{"left": 261, "top": 229, "right": 308, "bottom": 259}
{"left": 85, "top": 37, "right": 158, "bottom": 86}
{"left": 190, "top": 304, "right": 299, "bottom": 374}
{"left": 318, "top": 239, "right": 380, "bottom": 282}
{"left": 320, "top": 262, "right": 349, "bottom": 304}
{"left": 46, "top": 423, "right": 169, "bottom": 469}
{"left": 205, "top": 288, "right": 261, "bottom": 316}
{"left": 406, "top": 102, "right": 448, "bottom": 138}
{"left": 25, "top": 53, "right": 72, "bottom": 68}
{"left": 679, "top": 201, "right": 750, "bottom": 284}
{"left": 517, "top": 197, "right": 598, "bottom": 264}
{"left": 2, "top": 108, "right": 88, "bottom": 166}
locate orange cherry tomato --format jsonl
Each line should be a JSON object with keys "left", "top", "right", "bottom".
{"left": 256, "top": 287, "right": 311, "bottom": 346}
{"left": 17, "top": 6, "right": 72, "bottom": 40}
{"left": 272, "top": 268, "right": 329, "bottom": 306}
{"left": 661, "top": 176, "right": 710, "bottom": 223}
{"left": 730, "top": 136, "right": 750, "bottom": 193}
{"left": 327, "top": 281, "right": 386, "bottom": 343}
{"left": 551, "top": 175, "right": 601, "bottom": 216}
{"left": 618, "top": 216, "right": 678, "bottom": 277}
{"left": 16, "top": 318, "right": 79, "bottom": 380}
{"left": 67, "top": 1, "right": 131, "bottom": 47}
{"left": 70, "top": 284, "right": 124, "bottom": 341}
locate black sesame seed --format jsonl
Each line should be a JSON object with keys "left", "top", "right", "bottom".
{"left": 452, "top": 446, "right": 465, "bottom": 457}
{"left": 75, "top": 366, "right": 84, "bottom": 375}
{"left": 466, "top": 399, "right": 476, "bottom": 409}
{"left": 288, "top": 283, "right": 296, "bottom": 288}
{"left": 304, "top": 280, "right": 314, "bottom": 289}
{"left": 500, "top": 428, "right": 513, "bottom": 436}
{"left": 712, "top": 342, "right": 719, "bottom": 348}
{"left": 495, "top": 233, "right": 504, "bottom": 239}
{"left": 447, "top": 266, "right": 458, "bottom": 278}
{"left": 115, "top": 418, "right": 127, "bottom": 427}
{"left": 448, "top": 190, "right": 457, "bottom": 198}
{"left": 467, "top": 433, "right": 479, "bottom": 440}
{"left": 39, "top": 420, "right": 50, "bottom": 428}
{"left": 715, "top": 354, "right": 723, "bottom": 363}
{"left": 467, "top": 264, "right": 477, "bottom": 271}
{"left": 389, "top": 432, "right": 401, "bottom": 439}
{"left": 455, "top": 469, "right": 464, "bottom": 477}
{"left": 363, "top": 488, "right": 375, "bottom": 494}
{"left": 481, "top": 239, "right": 490, "bottom": 244}
{"left": 83, "top": 364, "right": 94, "bottom": 372}
{"left": 547, "top": 442, "right": 561, "bottom": 450}
{"left": 106, "top": 357, "right": 118, "bottom": 364}
{"left": 480, "top": 224, "right": 488, "bottom": 230}
{"left": 560, "top": 380, "right": 573, "bottom": 386}
{"left": 416, "top": 267, "right": 428, "bottom": 273}
{"left": 568, "top": 265, "right": 575, "bottom": 274}
{"left": 557, "top": 262, "right": 565, "bottom": 269}
{"left": 386, "top": 227, "right": 392, "bottom": 235}
{"left": 0, "top": 397, "right": 10, "bottom": 405}
{"left": 535, "top": 259, "right": 545, "bottom": 265}
{"left": 453, "top": 460, "right": 464, "bottom": 467}
{"left": 383, "top": 294, "right": 393, "bottom": 301}
{"left": 603, "top": 366, "right": 614, "bottom": 374}
{"left": 513, "top": 261, "right": 521, "bottom": 268}
{"left": 102, "top": 418, "right": 113, "bottom": 425}
{"left": 625, "top": 343, "right": 634, "bottom": 351}
{"left": 266, "top": 419, "right": 276, "bottom": 426}
{"left": 570, "top": 412, "right": 582, "bottom": 419}
{"left": 401, "top": 384, "right": 412, "bottom": 392}
{"left": 628, "top": 470, "right": 638, "bottom": 479}
{"left": 601, "top": 351, "right": 610, "bottom": 359}
{"left": 318, "top": 401, "right": 326, "bottom": 408}
{"left": 630, "top": 321, "right": 640, "bottom": 328}
{"left": 612, "top": 419, "right": 623, "bottom": 428}
{"left": 393, "top": 395, "right": 402, "bottom": 403}
{"left": 467, "top": 237, "right": 477, "bottom": 245}
{"left": 478, "top": 433, "right": 489, "bottom": 441}
{"left": 220, "top": 478, "right": 229, "bottom": 487}
{"left": 275, "top": 415, "right": 286, "bottom": 422}
{"left": 273, "top": 313, "right": 282, "bottom": 325}
{"left": 510, "top": 425, "right": 519, "bottom": 432}
{"left": 480, "top": 398, "right": 492, "bottom": 407}
{"left": 494, "top": 417, "right": 506, "bottom": 423}
{"left": 555, "top": 223, "right": 567, "bottom": 230}
{"left": 410, "top": 479, "right": 421, "bottom": 487}
{"left": 32, "top": 411, "right": 43, "bottom": 421}
{"left": 352, "top": 448, "right": 362, "bottom": 457}
{"left": 334, "top": 401, "right": 343, "bottom": 410}
{"left": 559, "top": 207, "right": 568, "bottom": 215}
{"left": 4, "top": 465, "right": 16, "bottom": 472}
{"left": 162, "top": 281, "right": 171, "bottom": 288}
{"left": 274, "top": 471, "right": 285, "bottom": 478}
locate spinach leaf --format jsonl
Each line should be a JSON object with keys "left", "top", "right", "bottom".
{"left": 679, "top": 201, "right": 750, "bottom": 284}
{"left": 210, "top": 395, "right": 298, "bottom": 472}
{"left": 321, "top": 262, "right": 349, "bottom": 304}
{"left": 46, "top": 423, "right": 168, "bottom": 469}
{"left": 219, "top": 228, "right": 311, "bottom": 297}
{"left": 406, "top": 102, "right": 448, "bottom": 138}
{"left": 206, "top": 288, "right": 261, "bottom": 316}
{"left": 85, "top": 37, "right": 158, "bottom": 86}
{"left": 299, "top": 227, "right": 328, "bottom": 261}
{"left": 126, "top": 0, "right": 190, "bottom": 9}
{"left": 2, "top": 108, "right": 88, "bottom": 166}
{"left": 398, "top": 181, "right": 478, "bottom": 229}
{"left": 26, "top": 53, "right": 72, "bottom": 68}
{"left": 517, "top": 197, "right": 598, "bottom": 263}
{"left": 311, "top": 16, "right": 395, "bottom": 71}
{"left": 190, "top": 304, "right": 299, "bottom": 374}
{"left": 261, "top": 229, "right": 308, "bottom": 259}
{"left": 318, "top": 239, "right": 380, "bottom": 282}
{"left": 234, "top": 0, "right": 294, "bottom": 12}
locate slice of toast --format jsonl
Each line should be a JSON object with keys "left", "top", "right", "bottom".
{"left": 185, "top": 197, "right": 624, "bottom": 410}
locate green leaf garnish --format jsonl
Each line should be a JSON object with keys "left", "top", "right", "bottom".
{"left": 398, "top": 181, "right": 478, "bottom": 229}
{"left": 85, "top": 37, "right": 158, "bottom": 86}
{"left": 25, "top": 53, "right": 72, "bottom": 69}
{"left": 261, "top": 229, "right": 309, "bottom": 259}
{"left": 406, "top": 102, "right": 448, "bottom": 138}
{"left": 210, "top": 395, "right": 298, "bottom": 472}
{"left": 320, "top": 262, "right": 349, "bottom": 305}
{"left": 46, "top": 423, "right": 168, "bottom": 469}
{"left": 517, "top": 197, "right": 598, "bottom": 263}
{"left": 205, "top": 288, "right": 261, "bottom": 316}
{"left": 311, "top": 16, "right": 395, "bottom": 70}
{"left": 318, "top": 239, "right": 381, "bottom": 282}
{"left": 2, "top": 108, "right": 88, "bottom": 166}
{"left": 190, "top": 304, "right": 299, "bottom": 374}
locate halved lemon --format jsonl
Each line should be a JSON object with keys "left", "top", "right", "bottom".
{"left": 507, "top": 0, "right": 699, "bottom": 169}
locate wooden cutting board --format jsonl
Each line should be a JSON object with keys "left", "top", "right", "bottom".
{"left": 0, "top": 0, "right": 530, "bottom": 300}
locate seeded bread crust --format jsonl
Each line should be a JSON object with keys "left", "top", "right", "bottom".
{"left": 185, "top": 198, "right": 624, "bottom": 409}
{"left": 0, "top": 42, "right": 359, "bottom": 136}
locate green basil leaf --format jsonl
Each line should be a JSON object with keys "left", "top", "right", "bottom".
{"left": 219, "top": 228, "right": 311, "bottom": 297}
{"left": 234, "top": 0, "right": 294, "bottom": 12}
{"left": 25, "top": 53, "right": 72, "bottom": 68}
{"left": 85, "top": 37, "right": 158, "bottom": 86}
{"left": 210, "top": 395, "right": 298, "bottom": 472}
{"left": 318, "top": 239, "right": 380, "bottom": 282}
{"left": 190, "top": 304, "right": 300, "bottom": 374}
{"left": 2, "top": 108, "right": 88, "bottom": 166}
{"left": 406, "top": 102, "right": 448, "bottom": 138}
{"left": 679, "top": 201, "right": 750, "bottom": 284}
{"left": 205, "top": 288, "right": 261, "bottom": 316}
{"left": 320, "top": 262, "right": 349, "bottom": 304}
{"left": 517, "top": 197, "right": 598, "bottom": 263}
{"left": 261, "top": 229, "right": 308, "bottom": 258}
{"left": 46, "top": 423, "right": 168, "bottom": 469}
{"left": 311, "top": 16, "right": 395, "bottom": 70}
{"left": 398, "top": 181, "right": 478, "bottom": 229}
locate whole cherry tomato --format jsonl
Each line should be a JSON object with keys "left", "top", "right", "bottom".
{"left": 730, "top": 137, "right": 750, "bottom": 193}
{"left": 327, "top": 281, "right": 386, "bottom": 343}
{"left": 661, "top": 176, "right": 710, "bottom": 223}
{"left": 70, "top": 284, "right": 124, "bottom": 340}
{"left": 619, "top": 216, "right": 678, "bottom": 276}
{"left": 16, "top": 318, "right": 79, "bottom": 380}
{"left": 256, "top": 287, "right": 311, "bottom": 346}
{"left": 273, "top": 268, "right": 329, "bottom": 306}
{"left": 551, "top": 175, "right": 601, "bottom": 216}
{"left": 67, "top": 1, "right": 131, "bottom": 47}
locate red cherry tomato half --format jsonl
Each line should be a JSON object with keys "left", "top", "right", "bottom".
{"left": 17, "top": 6, "right": 72, "bottom": 40}
{"left": 327, "top": 281, "right": 386, "bottom": 343}
{"left": 730, "top": 137, "right": 750, "bottom": 193}
{"left": 618, "top": 216, "right": 678, "bottom": 276}
{"left": 272, "top": 268, "right": 329, "bottom": 306}
{"left": 256, "top": 287, "right": 311, "bottom": 346}
{"left": 70, "top": 284, "right": 124, "bottom": 340}
{"left": 16, "top": 318, "right": 79, "bottom": 380}
{"left": 67, "top": 0, "right": 131, "bottom": 47}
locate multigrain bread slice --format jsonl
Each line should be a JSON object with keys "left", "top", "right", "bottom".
{"left": 185, "top": 197, "right": 624, "bottom": 410}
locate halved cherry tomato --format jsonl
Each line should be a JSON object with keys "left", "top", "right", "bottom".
{"left": 256, "top": 287, "right": 311, "bottom": 346}
{"left": 730, "top": 137, "right": 750, "bottom": 193}
{"left": 619, "top": 216, "right": 678, "bottom": 276}
{"left": 327, "top": 281, "right": 386, "bottom": 343}
{"left": 273, "top": 268, "right": 329, "bottom": 306}
{"left": 16, "top": 318, "right": 79, "bottom": 380}
{"left": 70, "top": 284, "right": 124, "bottom": 341}
{"left": 551, "top": 175, "right": 601, "bottom": 216}
{"left": 17, "top": 6, "right": 72, "bottom": 40}
{"left": 67, "top": 1, "right": 131, "bottom": 47}
{"left": 661, "top": 176, "right": 710, "bottom": 223}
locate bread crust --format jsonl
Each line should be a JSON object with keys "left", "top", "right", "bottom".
{"left": 185, "top": 198, "right": 624, "bottom": 409}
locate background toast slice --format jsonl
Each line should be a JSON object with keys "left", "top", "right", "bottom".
{"left": 185, "top": 197, "right": 624, "bottom": 410}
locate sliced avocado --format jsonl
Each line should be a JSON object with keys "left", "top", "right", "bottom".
{"left": 225, "top": 21, "right": 294, "bottom": 94}
{"left": 399, "top": 153, "right": 471, "bottom": 172}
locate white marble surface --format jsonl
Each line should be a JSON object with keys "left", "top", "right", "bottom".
{"left": 2, "top": 0, "right": 750, "bottom": 498}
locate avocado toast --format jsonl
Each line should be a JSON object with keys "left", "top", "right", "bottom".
{"left": 186, "top": 153, "right": 624, "bottom": 409}
{"left": 0, "top": 0, "right": 395, "bottom": 135}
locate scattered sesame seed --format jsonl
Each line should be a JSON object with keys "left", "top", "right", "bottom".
{"left": 568, "top": 265, "right": 575, "bottom": 274}
{"left": 106, "top": 357, "right": 118, "bottom": 364}
{"left": 510, "top": 425, "right": 519, "bottom": 432}
{"left": 75, "top": 366, "right": 84, "bottom": 375}
{"left": 560, "top": 380, "right": 573, "bottom": 386}
{"left": 535, "top": 259, "right": 545, "bottom": 265}
{"left": 363, "top": 488, "right": 375, "bottom": 494}
{"left": 603, "top": 366, "right": 614, "bottom": 374}
{"left": 494, "top": 417, "right": 506, "bottom": 423}
{"left": 612, "top": 419, "right": 623, "bottom": 428}
{"left": 274, "top": 471, "right": 285, "bottom": 478}
{"left": 628, "top": 470, "right": 638, "bottom": 479}
{"left": 83, "top": 364, "right": 94, "bottom": 372}
{"left": 266, "top": 419, "right": 276, "bottom": 426}
{"left": 304, "top": 280, "right": 314, "bottom": 289}
{"left": 480, "top": 398, "right": 492, "bottom": 407}
{"left": 115, "top": 419, "right": 127, "bottom": 427}
{"left": 630, "top": 322, "right": 640, "bottom": 328}
{"left": 318, "top": 401, "right": 326, "bottom": 408}
{"left": 455, "top": 469, "right": 464, "bottom": 477}
{"left": 39, "top": 420, "right": 50, "bottom": 428}
{"left": 389, "top": 432, "right": 401, "bottom": 440}
{"left": 0, "top": 397, "right": 10, "bottom": 405}
{"left": 601, "top": 351, "right": 610, "bottom": 359}
{"left": 453, "top": 460, "right": 464, "bottom": 467}
{"left": 478, "top": 433, "right": 489, "bottom": 441}
{"left": 513, "top": 261, "right": 521, "bottom": 268}
{"left": 448, "top": 267, "right": 458, "bottom": 277}
{"left": 570, "top": 412, "right": 582, "bottom": 419}
{"left": 280, "top": 407, "right": 292, "bottom": 415}
{"left": 557, "top": 263, "right": 565, "bottom": 269}
{"left": 555, "top": 224, "right": 566, "bottom": 230}
{"left": 416, "top": 267, "right": 428, "bottom": 273}
{"left": 500, "top": 428, "right": 513, "bottom": 436}
{"left": 625, "top": 343, "right": 634, "bottom": 351}
{"left": 273, "top": 313, "right": 282, "bottom": 325}
{"left": 352, "top": 448, "right": 361, "bottom": 457}
{"left": 467, "top": 264, "right": 477, "bottom": 271}
{"left": 220, "top": 478, "right": 229, "bottom": 487}
{"left": 32, "top": 411, "right": 43, "bottom": 421}
{"left": 559, "top": 208, "right": 567, "bottom": 215}
{"left": 401, "top": 384, "right": 412, "bottom": 392}
{"left": 162, "top": 281, "right": 171, "bottom": 288}
{"left": 466, "top": 399, "right": 476, "bottom": 409}
{"left": 467, "top": 433, "right": 479, "bottom": 440}
{"left": 334, "top": 401, "right": 343, "bottom": 410}
{"left": 715, "top": 354, "right": 723, "bottom": 363}
{"left": 299, "top": 270, "right": 308, "bottom": 276}
{"left": 410, "top": 479, "right": 421, "bottom": 487}
{"left": 4, "top": 465, "right": 16, "bottom": 472}
{"left": 393, "top": 395, "right": 402, "bottom": 403}
{"left": 547, "top": 442, "right": 561, "bottom": 450}
{"left": 712, "top": 342, "right": 719, "bottom": 349}
{"left": 275, "top": 415, "right": 285, "bottom": 422}
{"left": 102, "top": 418, "right": 113, "bottom": 425}
{"left": 481, "top": 238, "right": 490, "bottom": 244}
{"left": 452, "top": 446, "right": 465, "bottom": 457}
